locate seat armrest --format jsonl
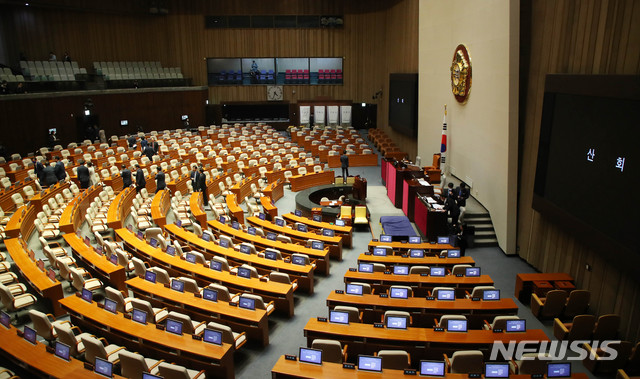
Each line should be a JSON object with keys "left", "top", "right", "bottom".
{"left": 443, "top": 354, "right": 451, "bottom": 372}
{"left": 530, "top": 293, "right": 543, "bottom": 317}
{"left": 509, "top": 360, "right": 518, "bottom": 374}
{"left": 484, "top": 320, "right": 492, "bottom": 330}
{"left": 193, "top": 370, "right": 207, "bottom": 379}
{"left": 553, "top": 318, "right": 569, "bottom": 340}
{"left": 342, "top": 344, "right": 348, "bottom": 362}
{"left": 148, "top": 359, "right": 164, "bottom": 371}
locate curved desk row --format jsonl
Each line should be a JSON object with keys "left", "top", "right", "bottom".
{"left": 106, "top": 187, "right": 136, "bottom": 230}
{"left": 356, "top": 253, "right": 475, "bottom": 268}
{"left": 368, "top": 240, "right": 454, "bottom": 253}
{"left": 290, "top": 171, "right": 335, "bottom": 192}
{"left": 262, "top": 179, "right": 284, "bottom": 202}
{"left": 282, "top": 213, "right": 353, "bottom": 248}
{"left": 207, "top": 219, "right": 330, "bottom": 275}
{"left": 59, "top": 184, "right": 103, "bottom": 234}
{"left": 165, "top": 223, "right": 315, "bottom": 294}
{"left": 60, "top": 295, "right": 234, "bottom": 379}
{"left": 5, "top": 204, "right": 37, "bottom": 239}
{"left": 116, "top": 228, "right": 296, "bottom": 317}
{"left": 150, "top": 189, "right": 170, "bottom": 229}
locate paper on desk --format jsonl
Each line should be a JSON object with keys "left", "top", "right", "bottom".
{"left": 417, "top": 179, "right": 431, "bottom": 186}
{"left": 426, "top": 197, "right": 437, "bottom": 204}
{"left": 431, "top": 204, "right": 444, "bottom": 210}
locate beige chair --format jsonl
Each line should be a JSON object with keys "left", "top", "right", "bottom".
{"left": 0, "top": 283, "right": 37, "bottom": 313}
{"left": 371, "top": 263, "right": 386, "bottom": 272}
{"left": 239, "top": 293, "right": 275, "bottom": 314}
{"left": 484, "top": 315, "right": 520, "bottom": 330}
{"left": 378, "top": 350, "right": 411, "bottom": 370}
{"left": 311, "top": 339, "right": 348, "bottom": 363}
{"left": 531, "top": 290, "right": 568, "bottom": 319}
{"left": 444, "top": 350, "right": 484, "bottom": 374}
{"left": 553, "top": 314, "right": 596, "bottom": 341}
{"left": 431, "top": 287, "right": 455, "bottom": 298}
{"left": 157, "top": 362, "right": 206, "bottom": 379}
{"left": 451, "top": 264, "right": 472, "bottom": 276}
{"left": 70, "top": 268, "right": 103, "bottom": 292}
{"left": 593, "top": 314, "right": 620, "bottom": 340}
{"left": 205, "top": 283, "right": 238, "bottom": 303}
{"left": 80, "top": 335, "right": 126, "bottom": 365}
{"left": 105, "top": 286, "right": 134, "bottom": 313}
{"left": 206, "top": 321, "right": 246, "bottom": 349}
{"left": 584, "top": 341, "right": 633, "bottom": 374}
{"left": 409, "top": 266, "right": 430, "bottom": 275}
{"left": 167, "top": 311, "right": 206, "bottom": 335}
{"left": 353, "top": 205, "right": 368, "bottom": 225}
{"left": 436, "top": 314, "right": 466, "bottom": 328}
{"left": 130, "top": 298, "right": 169, "bottom": 324}
{"left": 177, "top": 277, "right": 201, "bottom": 294}
{"left": 269, "top": 272, "right": 298, "bottom": 291}
{"left": 119, "top": 350, "right": 163, "bottom": 379}
{"left": 150, "top": 267, "right": 171, "bottom": 285}
{"left": 466, "top": 286, "right": 495, "bottom": 299}
{"left": 510, "top": 353, "right": 551, "bottom": 375}
{"left": 28, "top": 309, "right": 71, "bottom": 342}
{"left": 563, "top": 290, "right": 590, "bottom": 318}
{"left": 53, "top": 323, "right": 94, "bottom": 357}
{"left": 347, "top": 282, "right": 372, "bottom": 295}
{"left": 131, "top": 257, "right": 149, "bottom": 278}
{"left": 383, "top": 310, "right": 411, "bottom": 327}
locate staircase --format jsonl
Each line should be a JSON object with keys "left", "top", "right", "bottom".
{"left": 464, "top": 212, "right": 498, "bottom": 248}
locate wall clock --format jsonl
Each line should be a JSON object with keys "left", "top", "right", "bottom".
{"left": 267, "top": 85, "right": 283, "bottom": 101}
{"left": 450, "top": 44, "right": 472, "bottom": 104}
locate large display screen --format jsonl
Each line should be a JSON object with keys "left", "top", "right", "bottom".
{"left": 388, "top": 73, "right": 418, "bottom": 137}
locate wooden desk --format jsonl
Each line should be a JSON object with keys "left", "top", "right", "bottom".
{"left": 0, "top": 322, "right": 123, "bottom": 378}
{"left": 414, "top": 195, "right": 448, "bottom": 242}
{"left": 150, "top": 189, "right": 170, "bottom": 229}
{"left": 303, "top": 318, "right": 549, "bottom": 361}
{"left": 263, "top": 179, "right": 285, "bottom": 202}
{"left": 59, "top": 185, "right": 102, "bottom": 234}
{"left": 327, "top": 153, "right": 378, "bottom": 168}
{"left": 514, "top": 273, "right": 574, "bottom": 303}
{"left": 64, "top": 234, "right": 126, "bottom": 292}
{"left": 271, "top": 356, "right": 588, "bottom": 379}
{"left": 226, "top": 194, "right": 244, "bottom": 224}
{"left": 103, "top": 174, "right": 124, "bottom": 192}
{"left": 208, "top": 220, "right": 331, "bottom": 275}
{"left": 343, "top": 271, "right": 494, "bottom": 297}
{"left": 167, "top": 173, "right": 189, "bottom": 196}
{"left": 60, "top": 295, "right": 235, "bottom": 379}
{"left": 368, "top": 240, "right": 454, "bottom": 253}
{"left": 325, "top": 292, "right": 518, "bottom": 328}
{"left": 165, "top": 224, "right": 314, "bottom": 293}
{"left": 0, "top": 181, "right": 32, "bottom": 212}
{"left": 282, "top": 213, "right": 353, "bottom": 248}
{"left": 28, "top": 181, "right": 70, "bottom": 213}
{"left": 357, "top": 253, "right": 475, "bottom": 268}
{"left": 290, "top": 171, "right": 335, "bottom": 192}
{"left": 116, "top": 228, "right": 296, "bottom": 317}
{"left": 106, "top": 187, "right": 136, "bottom": 230}
{"left": 247, "top": 216, "right": 343, "bottom": 261}
{"left": 230, "top": 175, "right": 261, "bottom": 202}
{"left": 4, "top": 204, "right": 37, "bottom": 239}
{"left": 126, "top": 277, "right": 270, "bottom": 346}
{"left": 190, "top": 192, "right": 207, "bottom": 227}
{"left": 260, "top": 196, "right": 278, "bottom": 219}
{"left": 5, "top": 238, "right": 64, "bottom": 316}
{"left": 403, "top": 178, "right": 434, "bottom": 222}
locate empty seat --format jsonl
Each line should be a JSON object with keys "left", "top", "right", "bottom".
{"left": 81, "top": 335, "right": 126, "bottom": 365}
{"left": 311, "top": 339, "right": 347, "bottom": 363}
{"left": 28, "top": 309, "right": 71, "bottom": 342}
{"left": 378, "top": 350, "right": 411, "bottom": 370}
{"left": 593, "top": 314, "right": 620, "bottom": 340}
{"left": 157, "top": 362, "right": 206, "bottom": 379}
{"left": 118, "top": 350, "right": 163, "bottom": 378}
{"left": 531, "top": 289, "right": 568, "bottom": 319}
{"left": 445, "top": 350, "right": 484, "bottom": 374}
{"left": 206, "top": 321, "right": 246, "bottom": 349}
{"left": 584, "top": 341, "right": 633, "bottom": 374}
{"left": 563, "top": 290, "right": 590, "bottom": 318}
{"left": 553, "top": 314, "right": 596, "bottom": 341}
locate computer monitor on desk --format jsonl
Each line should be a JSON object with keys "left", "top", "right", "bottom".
{"left": 171, "top": 279, "right": 185, "bottom": 293}
{"left": 386, "top": 316, "right": 408, "bottom": 329}
{"left": 393, "top": 265, "right": 409, "bottom": 275}
{"left": 346, "top": 283, "right": 363, "bottom": 295}
{"left": 390, "top": 287, "right": 409, "bottom": 299}
{"left": 409, "top": 236, "right": 421, "bottom": 244}
{"left": 203, "top": 328, "right": 223, "bottom": 345}
{"left": 373, "top": 247, "right": 387, "bottom": 256}
{"left": 485, "top": 363, "right": 510, "bottom": 378}
{"left": 410, "top": 249, "right": 424, "bottom": 258}
{"left": 436, "top": 289, "right": 455, "bottom": 300}
{"left": 437, "top": 236, "right": 449, "bottom": 244}
{"left": 94, "top": 357, "right": 113, "bottom": 378}
{"left": 358, "top": 355, "right": 383, "bottom": 372}
{"left": 420, "top": 361, "right": 446, "bottom": 377}
{"left": 166, "top": 319, "right": 183, "bottom": 335}
{"left": 483, "top": 290, "right": 501, "bottom": 301}
{"left": 446, "top": 319, "right": 468, "bottom": 332}
{"left": 202, "top": 288, "right": 218, "bottom": 302}
{"left": 299, "top": 347, "right": 323, "bottom": 365}
{"left": 380, "top": 235, "right": 392, "bottom": 243}
{"left": 54, "top": 341, "right": 71, "bottom": 361}
{"left": 329, "top": 310, "right": 350, "bottom": 325}
{"left": 358, "top": 263, "right": 373, "bottom": 273}
{"left": 430, "top": 267, "right": 445, "bottom": 276}
{"left": 505, "top": 319, "right": 526, "bottom": 332}
{"left": 547, "top": 363, "right": 571, "bottom": 378}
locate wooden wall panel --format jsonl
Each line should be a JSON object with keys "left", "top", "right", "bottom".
{"left": 518, "top": 0, "right": 640, "bottom": 342}
{"left": 2, "top": 0, "right": 416, "bottom": 156}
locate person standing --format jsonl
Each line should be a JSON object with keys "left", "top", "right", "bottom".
{"left": 121, "top": 164, "right": 132, "bottom": 188}
{"left": 48, "top": 51, "right": 57, "bottom": 61}
{"left": 140, "top": 136, "right": 148, "bottom": 151}
{"left": 340, "top": 150, "right": 349, "bottom": 182}
{"left": 135, "top": 164, "right": 146, "bottom": 193}
{"left": 455, "top": 182, "right": 470, "bottom": 224}
{"left": 33, "top": 157, "right": 45, "bottom": 185}
{"left": 196, "top": 167, "right": 208, "bottom": 207}
{"left": 444, "top": 191, "right": 460, "bottom": 228}
{"left": 189, "top": 164, "right": 198, "bottom": 184}
{"left": 155, "top": 168, "right": 166, "bottom": 193}
{"left": 53, "top": 156, "right": 67, "bottom": 182}
{"left": 87, "top": 161, "right": 96, "bottom": 186}
{"left": 127, "top": 134, "right": 137, "bottom": 148}
{"left": 143, "top": 143, "right": 155, "bottom": 161}
{"left": 42, "top": 161, "right": 57, "bottom": 187}
{"left": 152, "top": 138, "right": 159, "bottom": 154}
{"left": 76, "top": 160, "right": 91, "bottom": 189}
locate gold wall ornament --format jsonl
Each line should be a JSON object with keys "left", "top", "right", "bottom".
{"left": 450, "top": 44, "right": 472, "bottom": 104}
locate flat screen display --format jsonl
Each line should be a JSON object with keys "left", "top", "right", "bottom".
{"left": 292, "top": 255, "right": 306, "bottom": 265}
{"left": 465, "top": 267, "right": 481, "bottom": 277}
{"left": 237, "top": 267, "right": 252, "bottom": 279}
{"left": 386, "top": 316, "right": 407, "bottom": 329}
{"left": 185, "top": 253, "right": 197, "bottom": 263}
{"left": 266, "top": 232, "right": 277, "bottom": 241}
{"left": 390, "top": 287, "right": 409, "bottom": 299}
{"left": 142, "top": 373, "right": 162, "bottom": 379}
{"left": 420, "top": 361, "right": 446, "bottom": 377}
{"left": 166, "top": 246, "right": 176, "bottom": 256}
{"left": 296, "top": 224, "right": 307, "bottom": 232}
{"left": 485, "top": 363, "right": 510, "bottom": 378}
{"left": 275, "top": 218, "right": 284, "bottom": 227}
{"left": 447, "top": 249, "right": 461, "bottom": 258}
{"left": 358, "top": 355, "right": 383, "bottom": 372}
{"left": 505, "top": 319, "right": 526, "bottom": 332}
{"left": 81, "top": 288, "right": 93, "bottom": 303}
{"left": 335, "top": 219, "right": 345, "bottom": 226}
{"left": 410, "top": 249, "right": 424, "bottom": 258}
{"left": 238, "top": 296, "right": 255, "bottom": 310}
{"left": 322, "top": 229, "right": 334, "bottom": 237}
{"left": 483, "top": 290, "right": 501, "bottom": 301}
{"left": 231, "top": 221, "right": 240, "bottom": 229}
{"left": 346, "top": 283, "right": 363, "bottom": 295}
{"left": 436, "top": 289, "right": 455, "bottom": 300}
{"left": 265, "top": 250, "right": 278, "bottom": 260}
{"left": 210, "top": 260, "right": 222, "bottom": 271}
{"left": 380, "top": 235, "right": 392, "bottom": 243}
{"left": 247, "top": 227, "right": 256, "bottom": 235}
{"left": 203, "top": 328, "right": 223, "bottom": 345}
{"left": 54, "top": 341, "right": 71, "bottom": 361}
{"left": 23, "top": 325, "right": 37, "bottom": 344}
{"left": 165, "top": 319, "right": 183, "bottom": 335}
{"left": 446, "top": 319, "right": 468, "bottom": 332}
{"left": 547, "top": 363, "right": 571, "bottom": 378}
{"left": 393, "top": 265, "right": 409, "bottom": 275}
{"left": 202, "top": 233, "right": 212, "bottom": 242}
{"left": 132, "top": 309, "right": 147, "bottom": 325}
{"left": 311, "top": 241, "right": 324, "bottom": 250}
{"left": 329, "top": 310, "right": 349, "bottom": 324}
{"left": 240, "top": 245, "right": 251, "bottom": 254}
{"left": 258, "top": 213, "right": 266, "bottom": 220}
{"left": 409, "top": 236, "right": 421, "bottom": 244}
{"left": 313, "top": 215, "right": 322, "bottom": 222}
{"left": 373, "top": 247, "right": 386, "bottom": 256}
{"left": 430, "top": 267, "right": 445, "bottom": 276}
{"left": 0, "top": 311, "right": 11, "bottom": 328}
{"left": 202, "top": 288, "right": 218, "bottom": 302}
{"left": 218, "top": 237, "right": 228, "bottom": 247}
{"left": 358, "top": 263, "right": 373, "bottom": 273}
{"left": 149, "top": 238, "right": 158, "bottom": 248}
{"left": 144, "top": 271, "right": 157, "bottom": 283}
{"left": 171, "top": 279, "right": 185, "bottom": 293}
{"left": 294, "top": 209, "right": 302, "bottom": 216}
{"left": 104, "top": 299, "right": 117, "bottom": 314}
{"left": 299, "top": 347, "right": 323, "bottom": 365}
{"left": 437, "top": 236, "right": 449, "bottom": 244}
{"left": 94, "top": 357, "right": 113, "bottom": 378}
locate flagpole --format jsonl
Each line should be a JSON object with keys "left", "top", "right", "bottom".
{"left": 440, "top": 104, "right": 448, "bottom": 189}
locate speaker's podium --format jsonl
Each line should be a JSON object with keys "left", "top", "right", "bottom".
{"left": 384, "top": 159, "right": 423, "bottom": 208}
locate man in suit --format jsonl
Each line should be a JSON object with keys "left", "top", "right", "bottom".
{"left": 444, "top": 191, "right": 460, "bottom": 228}
{"left": 135, "top": 164, "right": 146, "bottom": 193}
{"left": 152, "top": 138, "right": 159, "bottom": 154}
{"left": 196, "top": 167, "right": 208, "bottom": 207}
{"left": 189, "top": 164, "right": 198, "bottom": 184}
{"left": 41, "top": 161, "right": 57, "bottom": 187}
{"left": 455, "top": 182, "right": 471, "bottom": 223}
{"left": 155, "top": 168, "right": 166, "bottom": 193}
{"left": 32, "top": 157, "right": 45, "bottom": 185}
{"left": 127, "top": 134, "right": 136, "bottom": 148}
{"left": 140, "top": 136, "right": 148, "bottom": 151}
{"left": 442, "top": 182, "right": 456, "bottom": 200}
{"left": 76, "top": 160, "right": 91, "bottom": 189}
{"left": 340, "top": 150, "right": 349, "bottom": 181}
{"left": 121, "top": 164, "right": 132, "bottom": 188}
{"left": 143, "top": 144, "right": 155, "bottom": 161}
{"left": 53, "top": 156, "right": 67, "bottom": 182}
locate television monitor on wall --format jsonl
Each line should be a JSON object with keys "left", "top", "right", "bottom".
{"left": 388, "top": 73, "right": 419, "bottom": 137}
{"left": 533, "top": 75, "right": 640, "bottom": 274}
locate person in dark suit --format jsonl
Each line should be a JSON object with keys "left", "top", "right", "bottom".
{"left": 442, "top": 182, "right": 456, "bottom": 200}
{"left": 41, "top": 161, "right": 57, "bottom": 187}
{"left": 140, "top": 136, "right": 148, "bottom": 151}
{"left": 143, "top": 144, "right": 155, "bottom": 161}
{"left": 127, "top": 135, "right": 137, "bottom": 148}
{"left": 121, "top": 164, "right": 132, "bottom": 188}
{"left": 135, "top": 164, "right": 146, "bottom": 193}
{"left": 76, "top": 160, "right": 91, "bottom": 189}
{"left": 196, "top": 167, "right": 208, "bottom": 207}
{"left": 189, "top": 165, "right": 198, "bottom": 184}
{"left": 444, "top": 191, "right": 460, "bottom": 227}
{"left": 155, "top": 168, "right": 166, "bottom": 192}
{"left": 455, "top": 182, "right": 470, "bottom": 223}
{"left": 152, "top": 138, "right": 159, "bottom": 154}
{"left": 340, "top": 150, "right": 349, "bottom": 181}
{"left": 53, "top": 156, "right": 67, "bottom": 182}
{"left": 33, "top": 157, "right": 45, "bottom": 185}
